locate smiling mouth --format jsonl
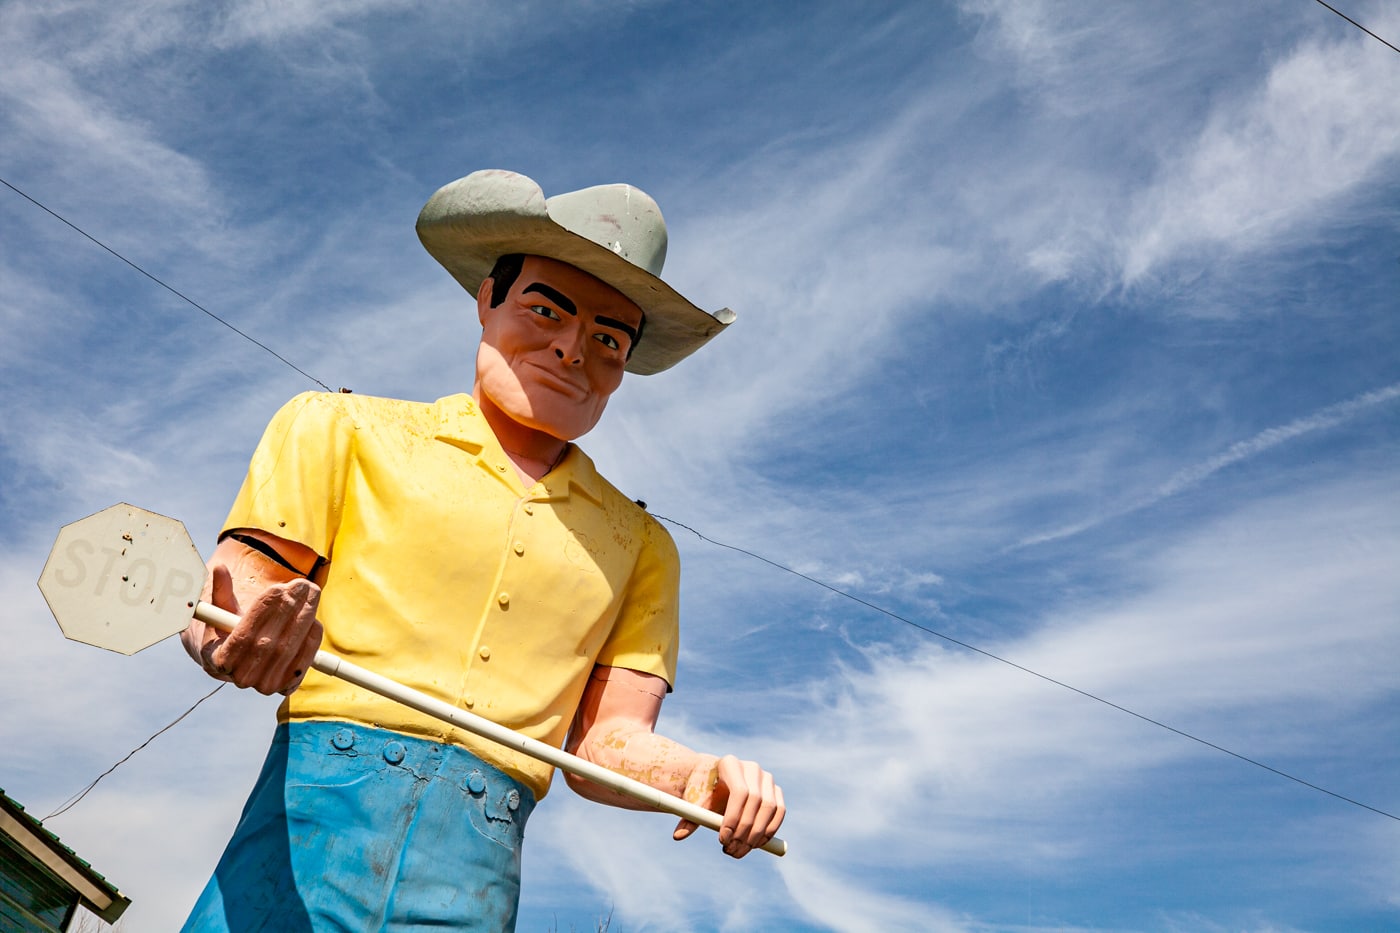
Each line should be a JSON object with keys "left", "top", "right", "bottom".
{"left": 524, "top": 361, "right": 588, "bottom": 398}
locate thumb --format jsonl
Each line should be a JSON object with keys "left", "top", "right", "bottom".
{"left": 208, "top": 561, "right": 236, "bottom": 613}
{"left": 673, "top": 818, "right": 698, "bottom": 841}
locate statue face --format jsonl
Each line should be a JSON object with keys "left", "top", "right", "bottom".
{"left": 474, "top": 255, "right": 643, "bottom": 442}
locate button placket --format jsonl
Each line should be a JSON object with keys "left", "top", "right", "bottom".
{"left": 494, "top": 496, "right": 537, "bottom": 614}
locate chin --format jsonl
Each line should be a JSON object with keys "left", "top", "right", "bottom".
{"left": 521, "top": 397, "right": 605, "bottom": 441}
{"left": 501, "top": 406, "right": 591, "bottom": 442}
{"left": 479, "top": 381, "right": 605, "bottom": 442}
{"left": 535, "top": 416, "right": 599, "bottom": 442}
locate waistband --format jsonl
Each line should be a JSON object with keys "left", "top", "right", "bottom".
{"left": 277, "top": 720, "right": 538, "bottom": 843}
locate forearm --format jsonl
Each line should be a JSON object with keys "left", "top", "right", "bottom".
{"left": 567, "top": 726, "right": 719, "bottom": 810}
{"left": 565, "top": 665, "right": 785, "bottom": 857}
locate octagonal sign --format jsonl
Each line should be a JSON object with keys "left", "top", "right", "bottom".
{"left": 39, "top": 503, "right": 208, "bottom": 655}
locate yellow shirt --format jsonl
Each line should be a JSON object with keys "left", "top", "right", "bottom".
{"left": 222, "top": 392, "right": 680, "bottom": 799}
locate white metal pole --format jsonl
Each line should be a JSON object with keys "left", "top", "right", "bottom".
{"left": 194, "top": 601, "right": 787, "bottom": 857}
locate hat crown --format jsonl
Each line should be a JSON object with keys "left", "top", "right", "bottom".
{"left": 546, "top": 184, "right": 668, "bottom": 278}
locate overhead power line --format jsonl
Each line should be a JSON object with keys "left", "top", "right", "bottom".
{"left": 0, "top": 175, "right": 334, "bottom": 393}
{"left": 657, "top": 514, "right": 1400, "bottom": 824}
{"left": 1312, "top": 0, "right": 1400, "bottom": 55}
{"left": 9, "top": 172, "right": 1395, "bottom": 828}
{"left": 44, "top": 685, "right": 225, "bottom": 821}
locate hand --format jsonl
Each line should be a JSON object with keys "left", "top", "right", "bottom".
{"left": 197, "top": 563, "right": 323, "bottom": 696}
{"left": 674, "top": 754, "right": 785, "bottom": 859}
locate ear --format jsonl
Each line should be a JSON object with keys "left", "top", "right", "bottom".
{"left": 477, "top": 276, "right": 495, "bottom": 327}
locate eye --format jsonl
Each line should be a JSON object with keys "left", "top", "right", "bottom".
{"left": 593, "top": 332, "right": 622, "bottom": 351}
{"left": 529, "top": 304, "right": 561, "bottom": 321}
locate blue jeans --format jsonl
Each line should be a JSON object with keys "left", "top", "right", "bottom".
{"left": 182, "top": 721, "right": 536, "bottom": 932}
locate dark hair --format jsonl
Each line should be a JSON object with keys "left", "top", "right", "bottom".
{"left": 486, "top": 253, "right": 525, "bottom": 307}
{"left": 484, "top": 252, "right": 646, "bottom": 358}
{"left": 629, "top": 310, "right": 646, "bottom": 359}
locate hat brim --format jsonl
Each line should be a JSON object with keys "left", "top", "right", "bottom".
{"left": 416, "top": 170, "right": 733, "bottom": 375}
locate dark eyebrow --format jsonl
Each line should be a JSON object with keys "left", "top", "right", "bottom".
{"left": 523, "top": 283, "right": 576, "bottom": 316}
{"left": 595, "top": 315, "right": 640, "bottom": 344}
{"left": 524, "top": 282, "right": 640, "bottom": 346}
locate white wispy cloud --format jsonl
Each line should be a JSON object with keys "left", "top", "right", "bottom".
{"left": 1121, "top": 7, "right": 1400, "bottom": 285}
{"left": 0, "top": 4, "right": 223, "bottom": 232}
{"left": 1014, "top": 380, "right": 1400, "bottom": 549}
{"left": 949, "top": 1, "right": 1400, "bottom": 299}
{"left": 213, "top": 0, "right": 421, "bottom": 46}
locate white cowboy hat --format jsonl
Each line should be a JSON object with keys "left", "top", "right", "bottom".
{"left": 416, "top": 169, "right": 735, "bottom": 375}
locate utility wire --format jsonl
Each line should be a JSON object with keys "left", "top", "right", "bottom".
{"left": 43, "top": 684, "right": 226, "bottom": 822}
{"left": 656, "top": 514, "right": 1400, "bottom": 824}
{"left": 1312, "top": 0, "right": 1400, "bottom": 55}
{"left": 0, "top": 175, "right": 334, "bottom": 393}
{"left": 9, "top": 171, "right": 1394, "bottom": 826}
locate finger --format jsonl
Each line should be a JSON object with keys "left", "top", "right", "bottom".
{"left": 761, "top": 781, "right": 787, "bottom": 840}
{"left": 217, "top": 580, "right": 318, "bottom": 694}
{"left": 206, "top": 562, "right": 257, "bottom": 677}
{"left": 200, "top": 639, "right": 235, "bottom": 681}
{"left": 714, "top": 755, "right": 740, "bottom": 845}
{"left": 200, "top": 565, "right": 237, "bottom": 679}
{"left": 255, "top": 579, "right": 320, "bottom": 692}
{"left": 207, "top": 560, "right": 231, "bottom": 608}
{"left": 743, "top": 769, "right": 780, "bottom": 848}
{"left": 727, "top": 758, "right": 762, "bottom": 835}
{"left": 244, "top": 580, "right": 321, "bottom": 695}
{"left": 672, "top": 818, "right": 698, "bottom": 841}
{"left": 279, "top": 616, "right": 324, "bottom": 695}
{"left": 719, "top": 757, "right": 764, "bottom": 858}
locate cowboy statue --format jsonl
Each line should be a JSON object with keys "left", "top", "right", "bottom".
{"left": 178, "top": 169, "right": 786, "bottom": 930}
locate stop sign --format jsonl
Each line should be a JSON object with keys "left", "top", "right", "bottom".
{"left": 38, "top": 503, "right": 208, "bottom": 655}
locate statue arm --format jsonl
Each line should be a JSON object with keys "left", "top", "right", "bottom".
{"left": 565, "top": 665, "right": 785, "bottom": 859}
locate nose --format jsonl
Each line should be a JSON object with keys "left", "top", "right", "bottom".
{"left": 552, "top": 322, "right": 586, "bottom": 365}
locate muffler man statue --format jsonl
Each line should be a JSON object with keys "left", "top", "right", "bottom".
{"left": 179, "top": 170, "right": 784, "bottom": 931}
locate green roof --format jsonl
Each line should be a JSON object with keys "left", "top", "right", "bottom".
{"left": 0, "top": 788, "right": 130, "bottom": 926}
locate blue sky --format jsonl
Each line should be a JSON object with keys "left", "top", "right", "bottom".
{"left": 3, "top": 1, "right": 1398, "bottom": 930}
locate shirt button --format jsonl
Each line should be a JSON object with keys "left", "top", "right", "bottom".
{"left": 497, "top": 592, "right": 510, "bottom": 608}
{"left": 522, "top": 503, "right": 533, "bottom": 515}
{"left": 464, "top": 695, "right": 475, "bottom": 708}
{"left": 479, "top": 646, "right": 491, "bottom": 660}
{"left": 513, "top": 541, "right": 525, "bottom": 555}
{"left": 496, "top": 463, "right": 507, "bottom": 473}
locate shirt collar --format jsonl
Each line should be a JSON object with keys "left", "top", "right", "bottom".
{"left": 431, "top": 394, "right": 604, "bottom": 504}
